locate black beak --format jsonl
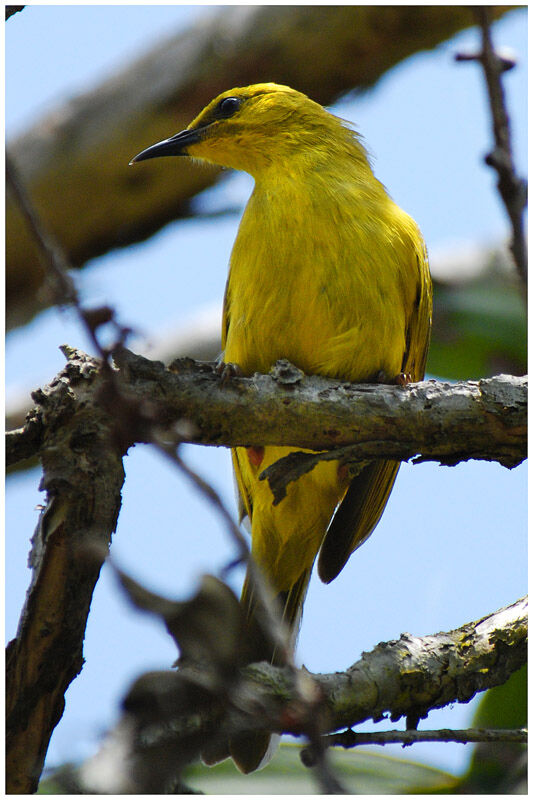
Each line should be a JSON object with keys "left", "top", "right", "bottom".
{"left": 129, "top": 127, "right": 206, "bottom": 164}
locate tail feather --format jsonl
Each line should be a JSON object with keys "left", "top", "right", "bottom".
{"left": 228, "top": 567, "right": 312, "bottom": 773}
{"left": 318, "top": 459, "right": 400, "bottom": 584}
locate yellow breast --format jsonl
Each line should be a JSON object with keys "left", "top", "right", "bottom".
{"left": 223, "top": 171, "right": 425, "bottom": 384}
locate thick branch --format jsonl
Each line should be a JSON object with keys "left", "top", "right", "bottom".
{"left": 6, "top": 356, "right": 125, "bottom": 794}
{"left": 7, "top": 349, "right": 523, "bottom": 793}
{"left": 6, "top": 5, "right": 514, "bottom": 329}
{"left": 250, "top": 596, "right": 528, "bottom": 734}
{"left": 5, "top": 242, "right": 527, "bottom": 458}
{"left": 78, "top": 595, "right": 527, "bottom": 793}
{"left": 7, "top": 350, "right": 527, "bottom": 473}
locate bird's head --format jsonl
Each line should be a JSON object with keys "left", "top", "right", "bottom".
{"left": 130, "top": 83, "right": 353, "bottom": 177}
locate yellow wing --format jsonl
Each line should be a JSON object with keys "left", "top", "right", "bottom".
{"left": 317, "top": 248, "right": 432, "bottom": 583}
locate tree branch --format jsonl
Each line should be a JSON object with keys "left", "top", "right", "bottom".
{"left": 6, "top": 239, "right": 526, "bottom": 451}
{"left": 7, "top": 350, "right": 527, "bottom": 474}
{"left": 475, "top": 7, "right": 527, "bottom": 289}
{"left": 300, "top": 727, "right": 527, "bottom": 765}
{"left": 77, "top": 594, "right": 527, "bottom": 793}
{"left": 302, "top": 595, "right": 527, "bottom": 732}
{"left": 456, "top": 8, "right": 527, "bottom": 291}
{"left": 5, "top": 356, "right": 125, "bottom": 794}
{"left": 6, "top": 6, "right": 24, "bottom": 20}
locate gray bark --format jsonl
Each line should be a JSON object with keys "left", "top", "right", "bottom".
{"left": 7, "top": 349, "right": 527, "bottom": 473}
{"left": 77, "top": 594, "right": 527, "bottom": 793}
{"left": 5, "top": 344, "right": 526, "bottom": 792}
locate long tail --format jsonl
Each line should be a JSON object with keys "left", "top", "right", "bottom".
{"left": 228, "top": 566, "right": 313, "bottom": 773}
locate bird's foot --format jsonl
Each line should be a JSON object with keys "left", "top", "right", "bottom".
{"left": 216, "top": 359, "right": 243, "bottom": 384}
{"left": 375, "top": 370, "right": 413, "bottom": 386}
{"left": 393, "top": 371, "right": 412, "bottom": 386}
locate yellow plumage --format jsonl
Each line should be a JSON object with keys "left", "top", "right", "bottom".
{"left": 131, "top": 82, "right": 432, "bottom": 772}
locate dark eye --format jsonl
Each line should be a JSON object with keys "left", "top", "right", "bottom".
{"left": 218, "top": 96, "right": 242, "bottom": 118}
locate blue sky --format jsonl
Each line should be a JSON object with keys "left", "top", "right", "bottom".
{"left": 6, "top": 5, "right": 527, "bottom": 780}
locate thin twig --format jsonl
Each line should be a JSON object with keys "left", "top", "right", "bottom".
{"left": 6, "top": 157, "right": 78, "bottom": 306}
{"left": 323, "top": 726, "right": 527, "bottom": 749}
{"left": 151, "top": 437, "right": 292, "bottom": 663}
{"left": 301, "top": 727, "right": 527, "bottom": 765}
{"left": 7, "top": 156, "right": 340, "bottom": 792}
{"left": 456, "top": 8, "right": 527, "bottom": 292}
{"left": 5, "top": 155, "right": 130, "bottom": 365}
{"left": 5, "top": 155, "right": 287, "bottom": 664}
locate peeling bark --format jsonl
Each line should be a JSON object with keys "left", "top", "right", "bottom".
{"left": 5, "top": 345, "right": 526, "bottom": 792}
{"left": 6, "top": 355, "right": 125, "bottom": 794}
{"left": 7, "top": 349, "right": 527, "bottom": 472}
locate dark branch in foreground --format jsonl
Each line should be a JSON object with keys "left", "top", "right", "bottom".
{"left": 76, "top": 593, "right": 527, "bottom": 793}
{"left": 6, "top": 160, "right": 140, "bottom": 794}
{"left": 6, "top": 155, "right": 330, "bottom": 793}
{"left": 6, "top": 6, "right": 25, "bottom": 20}
{"left": 7, "top": 350, "right": 527, "bottom": 475}
{"left": 9, "top": 348, "right": 525, "bottom": 794}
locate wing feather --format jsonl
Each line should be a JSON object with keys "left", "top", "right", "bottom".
{"left": 318, "top": 248, "right": 432, "bottom": 583}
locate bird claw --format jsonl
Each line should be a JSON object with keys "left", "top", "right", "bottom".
{"left": 393, "top": 372, "right": 412, "bottom": 386}
{"left": 375, "top": 370, "right": 412, "bottom": 386}
{"left": 216, "top": 360, "right": 243, "bottom": 385}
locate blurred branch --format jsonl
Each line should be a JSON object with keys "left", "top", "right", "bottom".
{"left": 106, "top": 566, "right": 347, "bottom": 794}
{"left": 6, "top": 154, "right": 134, "bottom": 364}
{"left": 6, "top": 5, "right": 515, "bottom": 330}
{"left": 7, "top": 350, "right": 526, "bottom": 474}
{"left": 476, "top": 8, "right": 528, "bottom": 289}
{"left": 6, "top": 156, "right": 79, "bottom": 306}
{"left": 6, "top": 147, "right": 342, "bottom": 794}
{"left": 78, "top": 593, "right": 527, "bottom": 793}
{"left": 6, "top": 148, "right": 133, "bottom": 796}
{"left": 6, "top": 6, "right": 24, "bottom": 20}
{"left": 456, "top": 7, "right": 527, "bottom": 292}
{"left": 5, "top": 152, "right": 139, "bottom": 476}
{"left": 153, "top": 444, "right": 293, "bottom": 671}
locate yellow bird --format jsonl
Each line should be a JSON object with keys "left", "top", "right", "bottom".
{"left": 131, "top": 83, "right": 432, "bottom": 772}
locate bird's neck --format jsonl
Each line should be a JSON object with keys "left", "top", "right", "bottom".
{"left": 250, "top": 136, "right": 379, "bottom": 193}
{"left": 251, "top": 153, "right": 386, "bottom": 212}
